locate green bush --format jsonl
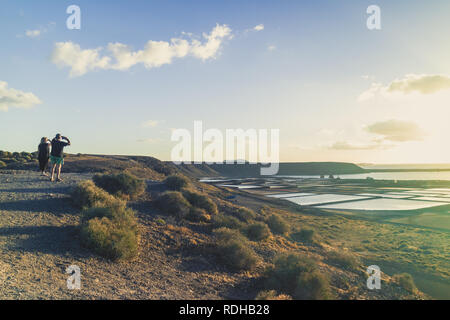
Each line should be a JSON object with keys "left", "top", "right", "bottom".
{"left": 266, "top": 214, "right": 289, "bottom": 235}
{"left": 212, "top": 213, "right": 245, "bottom": 230}
{"left": 0, "top": 160, "right": 6, "bottom": 168}
{"left": 182, "top": 190, "right": 218, "bottom": 214}
{"left": 265, "top": 253, "right": 332, "bottom": 299}
{"left": 255, "top": 290, "right": 292, "bottom": 300}
{"left": 294, "top": 271, "right": 333, "bottom": 300}
{"left": 186, "top": 207, "right": 211, "bottom": 222}
{"left": 71, "top": 180, "right": 126, "bottom": 209}
{"left": 233, "top": 207, "right": 256, "bottom": 222}
{"left": 327, "top": 251, "right": 360, "bottom": 271}
{"left": 213, "top": 229, "right": 259, "bottom": 271}
{"left": 93, "top": 173, "right": 145, "bottom": 200}
{"left": 81, "top": 204, "right": 135, "bottom": 225}
{"left": 80, "top": 208, "right": 139, "bottom": 261}
{"left": 154, "top": 191, "right": 191, "bottom": 217}
{"left": 213, "top": 227, "right": 246, "bottom": 243}
{"left": 265, "top": 253, "right": 316, "bottom": 294}
{"left": 245, "top": 222, "right": 271, "bottom": 241}
{"left": 80, "top": 204, "right": 139, "bottom": 261}
{"left": 394, "top": 273, "right": 417, "bottom": 293}
{"left": 290, "top": 229, "right": 315, "bottom": 243}
{"left": 164, "top": 175, "right": 189, "bottom": 191}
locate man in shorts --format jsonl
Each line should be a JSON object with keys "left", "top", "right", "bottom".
{"left": 50, "top": 134, "right": 71, "bottom": 182}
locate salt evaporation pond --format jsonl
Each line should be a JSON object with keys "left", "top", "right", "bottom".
{"left": 284, "top": 194, "right": 370, "bottom": 206}
{"left": 267, "top": 193, "right": 315, "bottom": 198}
{"left": 316, "top": 198, "right": 448, "bottom": 211}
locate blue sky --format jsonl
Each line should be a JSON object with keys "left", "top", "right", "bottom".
{"left": 1, "top": 0, "right": 450, "bottom": 163}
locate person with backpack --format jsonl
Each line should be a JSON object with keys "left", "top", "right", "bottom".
{"left": 50, "top": 134, "right": 71, "bottom": 182}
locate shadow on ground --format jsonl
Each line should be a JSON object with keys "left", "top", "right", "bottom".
{"left": 0, "top": 187, "right": 72, "bottom": 195}
{"left": 0, "top": 197, "right": 77, "bottom": 216}
{"left": 0, "top": 225, "right": 87, "bottom": 256}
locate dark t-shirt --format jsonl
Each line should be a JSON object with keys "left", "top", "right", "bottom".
{"left": 38, "top": 143, "right": 50, "bottom": 159}
{"left": 51, "top": 139, "right": 69, "bottom": 157}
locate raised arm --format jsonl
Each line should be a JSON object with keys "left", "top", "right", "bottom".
{"left": 62, "top": 136, "right": 71, "bottom": 145}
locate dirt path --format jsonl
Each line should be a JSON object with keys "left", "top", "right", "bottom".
{"left": 0, "top": 171, "right": 252, "bottom": 300}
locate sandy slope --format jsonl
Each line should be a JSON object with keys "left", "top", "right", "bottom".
{"left": 0, "top": 171, "right": 251, "bottom": 300}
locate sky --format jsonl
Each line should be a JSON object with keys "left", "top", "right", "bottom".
{"left": 1, "top": 0, "right": 450, "bottom": 164}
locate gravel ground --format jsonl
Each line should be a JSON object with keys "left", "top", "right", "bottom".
{"left": 0, "top": 171, "right": 252, "bottom": 300}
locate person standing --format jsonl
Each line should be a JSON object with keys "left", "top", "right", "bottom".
{"left": 50, "top": 134, "right": 71, "bottom": 182}
{"left": 38, "top": 137, "right": 51, "bottom": 176}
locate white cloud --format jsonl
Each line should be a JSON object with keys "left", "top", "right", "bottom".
{"left": 51, "top": 24, "right": 233, "bottom": 77}
{"left": 359, "top": 74, "right": 450, "bottom": 101}
{"left": 327, "top": 119, "right": 424, "bottom": 151}
{"left": 22, "top": 22, "right": 55, "bottom": 39}
{"left": 25, "top": 29, "right": 41, "bottom": 38}
{"left": 328, "top": 140, "right": 393, "bottom": 151}
{"left": 141, "top": 120, "right": 159, "bottom": 128}
{"left": 0, "top": 81, "right": 42, "bottom": 111}
{"left": 357, "top": 83, "right": 383, "bottom": 102}
{"left": 388, "top": 74, "right": 450, "bottom": 94}
{"left": 267, "top": 45, "right": 276, "bottom": 51}
{"left": 366, "top": 119, "right": 425, "bottom": 142}
{"left": 254, "top": 24, "right": 264, "bottom": 31}
{"left": 51, "top": 42, "right": 111, "bottom": 77}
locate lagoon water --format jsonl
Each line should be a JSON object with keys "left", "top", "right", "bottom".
{"left": 278, "top": 171, "right": 450, "bottom": 181}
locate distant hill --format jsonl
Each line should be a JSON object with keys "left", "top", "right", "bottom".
{"left": 176, "top": 162, "right": 366, "bottom": 177}
{"left": 0, "top": 151, "right": 365, "bottom": 178}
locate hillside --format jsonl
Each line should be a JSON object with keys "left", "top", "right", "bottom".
{"left": 177, "top": 162, "right": 366, "bottom": 178}
{"left": 0, "top": 152, "right": 432, "bottom": 299}
{"left": 0, "top": 152, "right": 366, "bottom": 178}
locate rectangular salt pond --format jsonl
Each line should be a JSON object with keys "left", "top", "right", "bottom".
{"left": 385, "top": 192, "right": 417, "bottom": 197}
{"left": 219, "top": 184, "right": 262, "bottom": 189}
{"left": 403, "top": 190, "right": 448, "bottom": 195}
{"left": 413, "top": 197, "right": 450, "bottom": 203}
{"left": 317, "top": 198, "right": 448, "bottom": 211}
{"left": 285, "top": 194, "right": 371, "bottom": 206}
{"left": 357, "top": 193, "right": 412, "bottom": 199}
{"left": 429, "top": 188, "right": 450, "bottom": 193}
{"left": 267, "top": 192, "right": 315, "bottom": 198}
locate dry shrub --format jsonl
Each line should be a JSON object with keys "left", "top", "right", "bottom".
{"left": 154, "top": 191, "right": 191, "bottom": 217}
{"left": 393, "top": 273, "right": 417, "bottom": 293}
{"left": 164, "top": 175, "right": 189, "bottom": 191}
{"left": 71, "top": 180, "right": 126, "bottom": 209}
{"left": 182, "top": 190, "right": 218, "bottom": 214}
{"left": 186, "top": 207, "right": 211, "bottom": 222}
{"left": 212, "top": 227, "right": 259, "bottom": 271}
{"left": 93, "top": 172, "right": 145, "bottom": 200}
{"left": 212, "top": 213, "right": 245, "bottom": 230}
{"left": 80, "top": 205, "right": 139, "bottom": 261}
{"left": 255, "top": 290, "right": 292, "bottom": 300}
{"left": 265, "top": 253, "right": 333, "bottom": 300}
{"left": 327, "top": 250, "right": 361, "bottom": 271}
{"left": 245, "top": 222, "right": 271, "bottom": 241}
{"left": 266, "top": 214, "right": 289, "bottom": 235}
